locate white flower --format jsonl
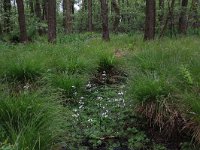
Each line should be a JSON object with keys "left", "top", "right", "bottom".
{"left": 73, "top": 109, "right": 78, "bottom": 112}
{"left": 86, "top": 82, "right": 92, "bottom": 88}
{"left": 97, "top": 96, "right": 103, "bottom": 100}
{"left": 118, "top": 91, "right": 124, "bottom": 96}
{"left": 88, "top": 119, "right": 94, "bottom": 122}
{"left": 79, "top": 105, "right": 84, "bottom": 109}
{"left": 72, "top": 113, "right": 79, "bottom": 117}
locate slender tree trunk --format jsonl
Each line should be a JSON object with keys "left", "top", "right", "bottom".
{"left": 100, "top": 0, "right": 110, "bottom": 41}
{"left": 179, "top": 0, "right": 188, "bottom": 34}
{"left": 35, "top": 0, "right": 42, "bottom": 19}
{"left": 144, "top": 0, "right": 156, "bottom": 40}
{"left": 42, "top": 0, "right": 48, "bottom": 21}
{"left": 71, "top": 0, "right": 74, "bottom": 15}
{"left": 191, "top": 0, "right": 199, "bottom": 29}
{"left": 3, "top": 0, "right": 11, "bottom": 33}
{"left": 35, "top": 0, "right": 43, "bottom": 35}
{"left": 111, "top": 0, "right": 120, "bottom": 32}
{"left": 63, "top": 0, "right": 73, "bottom": 34}
{"left": 29, "top": 0, "right": 34, "bottom": 15}
{"left": 159, "top": 0, "right": 164, "bottom": 29}
{"left": 88, "top": 0, "right": 93, "bottom": 31}
{"left": 16, "top": 0, "right": 28, "bottom": 42}
{"left": 48, "top": 0, "right": 56, "bottom": 43}
{"left": 159, "top": 0, "right": 176, "bottom": 38}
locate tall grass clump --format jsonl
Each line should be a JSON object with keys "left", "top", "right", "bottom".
{"left": 1, "top": 53, "right": 45, "bottom": 83}
{"left": 0, "top": 94, "right": 67, "bottom": 150}
{"left": 127, "top": 37, "right": 200, "bottom": 143}
{"left": 49, "top": 73, "right": 87, "bottom": 100}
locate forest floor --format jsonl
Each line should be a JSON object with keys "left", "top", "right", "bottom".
{"left": 0, "top": 33, "right": 200, "bottom": 150}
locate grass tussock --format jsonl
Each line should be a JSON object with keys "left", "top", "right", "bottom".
{"left": 0, "top": 93, "right": 68, "bottom": 149}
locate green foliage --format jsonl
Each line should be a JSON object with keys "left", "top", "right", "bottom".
{"left": 49, "top": 73, "right": 86, "bottom": 99}
{"left": 99, "top": 54, "right": 116, "bottom": 71}
{"left": 129, "top": 73, "right": 171, "bottom": 103}
{"left": 0, "top": 34, "right": 200, "bottom": 149}
{"left": 0, "top": 94, "right": 67, "bottom": 150}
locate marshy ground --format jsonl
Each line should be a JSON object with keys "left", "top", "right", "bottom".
{"left": 0, "top": 33, "right": 200, "bottom": 150}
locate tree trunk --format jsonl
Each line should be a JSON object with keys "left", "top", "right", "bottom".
{"left": 42, "top": 0, "right": 48, "bottom": 21}
{"left": 159, "top": 0, "right": 176, "bottom": 38}
{"left": 159, "top": 0, "right": 164, "bottom": 29}
{"left": 16, "top": 0, "right": 28, "bottom": 42}
{"left": 29, "top": 0, "right": 34, "bottom": 15}
{"left": 71, "top": 0, "right": 74, "bottom": 15}
{"left": 111, "top": 0, "right": 120, "bottom": 32}
{"left": 35, "top": 0, "right": 42, "bottom": 19}
{"left": 88, "top": 0, "right": 93, "bottom": 31}
{"left": 63, "top": 0, "right": 73, "bottom": 34}
{"left": 144, "top": 0, "right": 156, "bottom": 40}
{"left": 191, "top": 0, "right": 199, "bottom": 29}
{"left": 179, "top": 0, "right": 188, "bottom": 34}
{"left": 35, "top": 0, "right": 43, "bottom": 35}
{"left": 100, "top": 0, "right": 110, "bottom": 41}
{"left": 48, "top": 0, "right": 56, "bottom": 43}
{"left": 3, "top": 0, "right": 11, "bottom": 33}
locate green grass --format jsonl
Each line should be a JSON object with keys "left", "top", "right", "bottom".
{"left": 0, "top": 34, "right": 200, "bottom": 149}
{"left": 0, "top": 93, "right": 68, "bottom": 150}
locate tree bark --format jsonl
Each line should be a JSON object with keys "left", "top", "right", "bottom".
{"left": 42, "top": 0, "right": 48, "bottom": 21}
{"left": 144, "top": 0, "right": 156, "bottom": 40}
{"left": 111, "top": 0, "right": 120, "bottom": 33}
{"left": 191, "top": 0, "right": 199, "bottom": 29}
{"left": 29, "top": 0, "right": 34, "bottom": 15}
{"left": 179, "top": 0, "right": 188, "bottom": 34}
{"left": 159, "top": 0, "right": 176, "bottom": 38}
{"left": 159, "top": 0, "right": 164, "bottom": 29}
{"left": 16, "top": 0, "right": 28, "bottom": 42}
{"left": 35, "top": 0, "right": 42, "bottom": 19}
{"left": 35, "top": 0, "right": 43, "bottom": 35}
{"left": 63, "top": 0, "right": 73, "bottom": 34}
{"left": 48, "top": 0, "right": 56, "bottom": 43}
{"left": 88, "top": 0, "right": 93, "bottom": 31}
{"left": 100, "top": 0, "right": 110, "bottom": 41}
{"left": 3, "top": 0, "right": 11, "bottom": 33}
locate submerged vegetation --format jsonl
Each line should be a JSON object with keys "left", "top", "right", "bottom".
{"left": 0, "top": 34, "right": 200, "bottom": 149}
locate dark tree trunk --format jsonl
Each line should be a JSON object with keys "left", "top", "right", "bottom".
{"left": 88, "top": 0, "right": 93, "bottom": 31}
{"left": 63, "top": 0, "right": 73, "bottom": 34}
{"left": 71, "top": 0, "right": 74, "bottom": 15}
{"left": 179, "top": 0, "right": 188, "bottom": 34}
{"left": 35, "top": 0, "right": 43, "bottom": 35}
{"left": 3, "top": 0, "right": 11, "bottom": 33}
{"left": 48, "top": 0, "right": 56, "bottom": 43}
{"left": 16, "top": 0, "right": 28, "bottom": 43}
{"left": 0, "top": 23, "right": 2, "bottom": 35}
{"left": 35, "top": 0, "right": 42, "bottom": 19}
{"left": 29, "top": 0, "right": 34, "bottom": 15}
{"left": 159, "top": 0, "right": 176, "bottom": 38}
{"left": 191, "top": 0, "right": 199, "bottom": 29}
{"left": 42, "top": 0, "right": 48, "bottom": 21}
{"left": 111, "top": 0, "right": 120, "bottom": 32}
{"left": 159, "top": 0, "right": 164, "bottom": 29}
{"left": 100, "top": 0, "right": 110, "bottom": 41}
{"left": 144, "top": 0, "right": 156, "bottom": 40}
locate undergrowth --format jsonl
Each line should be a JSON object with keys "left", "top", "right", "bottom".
{"left": 0, "top": 34, "right": 200, "bottom": 149}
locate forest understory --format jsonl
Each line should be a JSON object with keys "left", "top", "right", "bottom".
{"left": 0, "top": 34, "right": 200, "bottom": 150}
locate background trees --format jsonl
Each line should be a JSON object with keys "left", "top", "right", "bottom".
{"left": 0, "top": 0, "right": 199, "bottom": 43}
